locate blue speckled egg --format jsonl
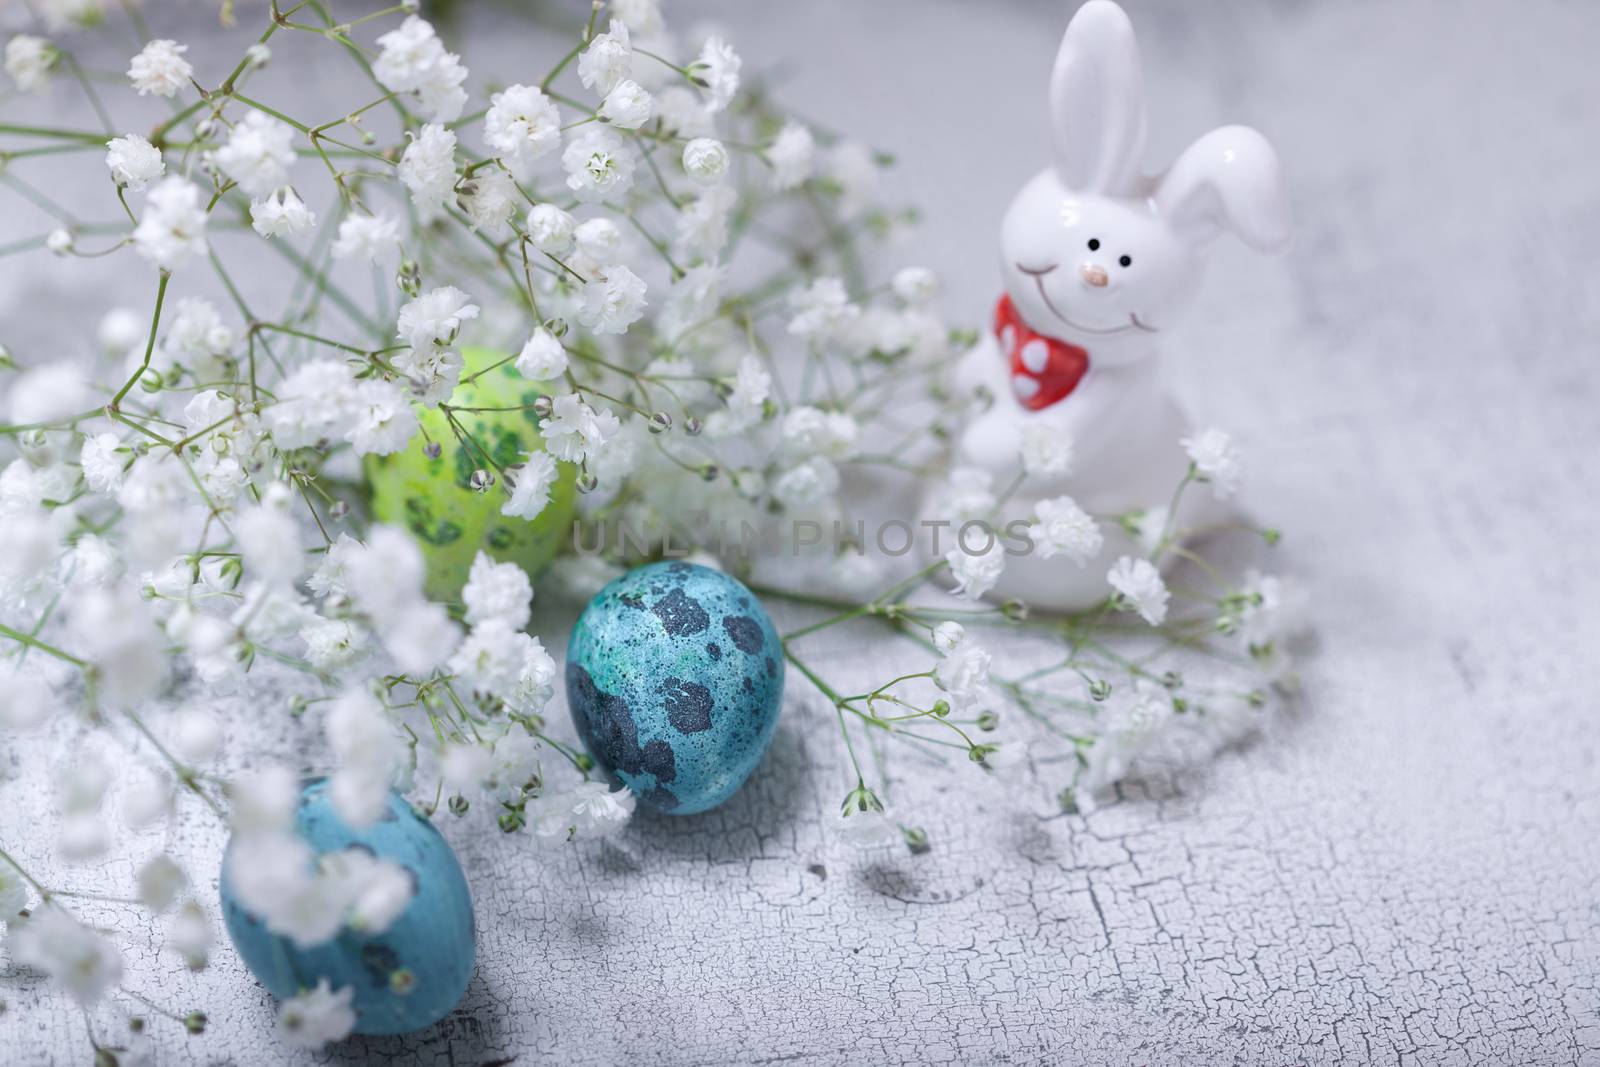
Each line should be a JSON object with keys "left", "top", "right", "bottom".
{"left": 566, "top": 561, "right": 785, "bottom": 815}
{"left": 219, "top": 779, "right": 475, "bottom": 1036}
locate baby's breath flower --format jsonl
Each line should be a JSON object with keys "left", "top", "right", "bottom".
{"left": 1029, "top": 495, "right": 1101, "bottom": 565}
{"left": 934, "top": 627, "right": 991, "bottom": 701}
{"left": 577, "top": 19, "right": 632, "bottom": 95}
{"left": 945, "top": 540, "right": 1006, "bottom": 601}
{"left": 6, "top": 35, "right": 58, "bottom": 93}
{"left": 1107, "top": 555, "right": 1170, "bottom": 626}
{"left": 786, "top": 276, "right": 859, "bottom": 340}
{"left": 373, "top": 15, "right": 468, "bottom": 122}
{"left": 216, "top": 111, "right": 297, "bottom": 198}
{"left": 331, "top": 211, "right": 401, "bottom": 264}
{"left": 502, "top": 450, "right": 561, "bottom": 522}
{"left": 530, "top": 781, "right": 635, "bottom": 841}
{"left": 766, "top": 122, "right": 815, "bottom": 190}
{"left": 1020, "top": 425, "right": 1075, "bottom": 477}
{"left": 462, "top": 551, "right": 534, "bottom": 630}
{"left": 398, "top": 123, "right": 459, "bottom": 221}
{"left": 690, "top": 37, "right": 741, "bottom": 112}
{"left": 673, "top": 184, "right": 735, "bottom": 259}
{"left": 276, "top": 979, "right": 355, "bottom": 1049}
{"left": 397, "top": 285, "right": 479, "bottom": 351}
{"left": 836, "top": 787, "right": 898, "bottom": 848}
{"left": 526, "top": 202, "right": 577, "bottom": 254}
{"left": 681, "top": 137, "right": 729, "bottom": 185}
{"left": 516, "top": 329, "right": 568, "bottom": 381}
{"left": 562, "top": 127, "right": 634, "bottom": 203}
{"left": 45, "top": 228, "right": 72, "bottom": 256}
{"left": 541, "top": 394, "right": 620, "bottom": 465}
{"left": 104, "top": 133, "right": 163, "bottom": 191}
{"left": 599, "top": 79, "right": 653, "bottom": 130}
{"left": 1182, "top": 427, "right": 1243, "bottom": 498}
{"left": 249, "top": 186, "right": 317, "bottom": 238}
{"left": 482, "top": 84, "right": 562, "bottom": 175}
{"left": 577, "top": 264, "right": 648, "bottom": 335}
{"left": 132, "top": 176, "right": 208, "bottom": 270}
{"left": 126, "top": 39, "right": 192, "bottom": 98}
{"left": 7, "top": 906, "right": 123, "bottom": 1004}
{"left": 458, "top": 169, "right": 520, "bottom": 239}
{"left": 573, "top": 217, "right": 623, "bottom": 263}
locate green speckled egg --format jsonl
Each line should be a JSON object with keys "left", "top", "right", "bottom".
{"left": 366, "top": 346, "right": 576, "bottom": 602}
{"left": 566, "top": 561, "right": 785, "bottom": 815}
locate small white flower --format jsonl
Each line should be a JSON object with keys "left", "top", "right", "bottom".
{"left": 681, "top": 137, "right": 729, "bottom": 185}
{"left": 531, "top": 781, "right": 635, "bottom": 840}
{"left": 541, "top": 394, "right": 620, "bottom": 465}
{"left": 1020, "top": 426, "right": 1075, "bottom": 477}
{"left": 656, "top": 86, "right": 715, "bottom": 138}
{"left": 448, "top": 619, "right": 527, "bottom": 699}
{"left": 396, "top": 285, "right": 479, "bottom": 351}
{"left": 704, "top": 354, "right": 770, "bottom": 437}
{"left": 502, "top": 450, "right": 561, "bottom": 521}
{"left": 1077, "top": 681, "right": 1175, "bottom": 803}
{"left": 1235, "top": 569, "right": 1309, "bottom": 647}
{"left": 229, "top": 765, "right": 299, "bottom": 834}
{"left": 577, "top": 19, "right": 632, "bottom": 95}
{"left": 6, "top": 35, "right": 57, "bottom": 93}
{"left": 1029, "top": 496, "right": 1102, "bottom": 566}
{"left": 766, "top": 122, "right": 815, "bottom": 190}
{"left": 104, "top": 133, "right": 164, "bottom": 191}
{"left": 1181, "top": 427, "right": 1243, "bottom": 499}
{"left": 672, "top": 184, "right": 735, "bottom": 259}
{"left": 483, "top": 83, "right": 562, "bottom": 175}
{"left": 611, "top": 0, "right": 663, "bottom": 35}
{"left": 599, "top": 79, "right": 653, "bottom": 129}
{"left": 772, "top": 456, "right": 840, "bottom": 510}
{"left": 45, "top": 228, "right": 73, "bottom": 255}
{"left": 578, "top": 264, "right": 648, "bottom": 335}
{"left": 510, "top": 636, "right": 558, "bottom": 714}
{"left": 932, "top": 620, "right": 965, "bottom": 655}
{"left": 136, "top": 854, "right": 186, "bottom": 911}
{"left": 562, "top": 127, "right": 634, "bottom": 203}
{"left": 689, "top": 36, "right": 741, "bottom": 112}
{"left": 1107, "top": 555, "right": 1169, "bottom": 626}
{"left": 215, "top": 110, "right": 297, "bottom": 198}
{"left": 526, "top": 203, "right": 576, "bottom": 254}
{"left": 391, "top": 344, "right": 463, "bottom": 406}
{"left": 245, "top": 43, "right": 271, "bottom": 68}
{"left": 787, "top": 276, "right": 859, "bottom": 340}
{"left": 462, "top": 551, "right": 533, "bottom": 630}
{"left": 373, "top": 15, "right": 467, "bottom": 121}
{"left": 277, "top": 979, "right": 356, "bottom": 1049}
{"left": 301, "top": 617, "right": 367, "bottom": 672}
{"left": 458, "top": 168, "right": 519, "bottom": 239}
{"left": 945, "top": 540, "right": 1006, "bottom": 600}
{"left": 934, "top": 630, "right": 991, "bottom": 701}
{"left": 397, "top": 123, "right": 459, "bottom": 220}
{"left": 781, "top": 406, "right": 858, "bottom": 460}
{"left": 515, "top": 329, "right": 569, "bottom": 381}
{"left": 7, "top": 905, "right": 122, "bottom": 1003}
{"left": 347, "top": 379, "right": 417, "bottom": 456}
{"left": 573, "top": 217, "right": 623, "bottom": 263}
{"left": 170, "top": 705, "right": 223, "bottom": 764}
{"left": 836, "top": 792, "right": 898, "bottom": 848}
{"left": 250, "top": 186, "right": 317, "bottom": 238}
{"left": 892, "top": 266, "right": 938, "bottom": 305}
{"left": 331, "top": 212, "right": 400, "bottom": 264}
{"left": 132, "top": 176, "right": 208, "bottom": 270}
{"left": 127, "top": 39, "right": 192, "bottom": 98}
{"left": 825, "top": 141, "right": 879, "bottom": 219}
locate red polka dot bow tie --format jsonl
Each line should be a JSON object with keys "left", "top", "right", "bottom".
{"left": 994, "top": 294, "right": 1090, "bottom": 411}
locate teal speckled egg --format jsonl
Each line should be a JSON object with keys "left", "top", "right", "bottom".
{"left": 566, "top": 561, "right": 785, "bottom": 815}
{"left": 219, "top": 779, "right": 475, "bottom": 1036}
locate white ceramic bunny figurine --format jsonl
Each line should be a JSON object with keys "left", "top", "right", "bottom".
{"left": 936, "top": 0, "right": 1290, "bottom": 613}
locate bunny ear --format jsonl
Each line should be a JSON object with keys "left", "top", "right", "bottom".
{"left": 1049, "top": 1, "right": 1147, "bottom": 195}
{"left": 1154, "top": 126, "right": 1291, "bottom": 253}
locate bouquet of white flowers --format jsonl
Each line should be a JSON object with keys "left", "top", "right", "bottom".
{"left": 0, "top": 0, "right": 1307, "bottom": 1055}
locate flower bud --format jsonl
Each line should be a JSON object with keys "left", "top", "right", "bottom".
{"left": 976, "top": 710, "right": 998, "bottom": 732}
{"left": 648, "top": 411, "right": 672, "bottom": 434}
{"left": 448, "top": 794, "right": 469, "bottom": 816}
{"left": 183, "top": 1011, "right": 207, "bottom": 1035}
{"left": 576, "top": 472, "right": 599, "bottom": 494}
{"left": 684, "top": 416, "right": 703, "bottom": 436}
{"left": 469, "top": 469, "right": 495, "bottom": 492}
{"left": 424, "top": 441, "right": 443, "bottom": 459}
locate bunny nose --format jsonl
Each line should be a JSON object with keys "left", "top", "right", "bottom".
{"left": 1079, "top": 263, "right": 1109, "bottom": 288}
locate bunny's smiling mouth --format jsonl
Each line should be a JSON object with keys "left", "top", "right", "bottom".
{"left": 1016, "top": 263, "right": 1159, "bottom": 335}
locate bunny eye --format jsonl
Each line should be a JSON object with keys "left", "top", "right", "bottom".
{"left": 1087, "top": 238, "right": 1100, "bottom": 251}
{"left": 1118, "top": 255, "right": 1133, "bottom": 268}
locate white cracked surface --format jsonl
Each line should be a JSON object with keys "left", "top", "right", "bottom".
{"left": 2, "top": 1, "right": 1599, "bottom": 1063}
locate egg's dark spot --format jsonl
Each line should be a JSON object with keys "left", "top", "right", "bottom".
{"left": 653, "top": 588, "right": 709, "bottom": 635}
{"left": 723, "top": 615, "right": 764, "bottom": 654}
{"left": 741, "top": 676, "right": 753, "bottom": 695}
{"left": 641, "top": 739, "right": 676, "bottom": 783}
{"left": 661, "top": 677, "right": 713, "bottom": 733}
{"left": 707, "top": 642, "right": 721, "bottom": 660}
{"left": 619, "top": 592, "right": 645, "bottom": 610}
{"left": 644, "top": 785, "right": 680, "bottom": 810}
{"left": 765, "top": 655, "right": 777, "bottom": 677}
{"left": 567, "top": 664, "right": 654, "bottom": 779}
